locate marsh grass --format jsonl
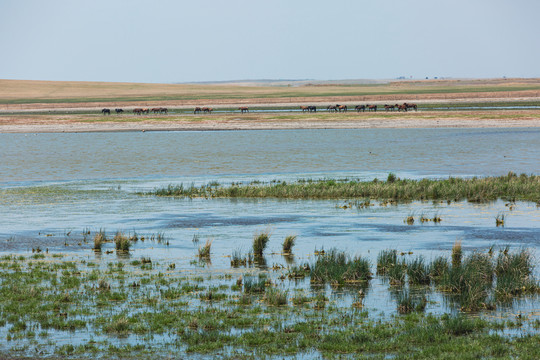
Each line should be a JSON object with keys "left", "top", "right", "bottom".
{"left": 377, "top": 249, "right": 398, "bottom": 275}
{"left": 198, "top": 239, "right": 212, "bottom": 259}
{"left": 264, "top": 287, "right": 288, "bottom": 306}
{"left": 452, "top": 241, "right": 462, "bottom": 268}
{"left": 151, "top": 173, "right": 540, "bottom": 202}
{"left": 114, "top": 232, "right": 131, "bottom": 252}
{"left": 93, "top": 229, "right": 107, "bottom": 251}
{"left": 243, "top": 274, "right": 267, "bottom": 294}
{"left": 408, "top": 257, "right": 431, "bottom": 285}
{"left": 397, "top": 291, "right": 427, "bottom": 314}
{"left": 310, "top": 249, "right": 372, "bottom": 285}
{"left": 230, "top": 249, "right": 247, "bottom": 267}
{"left": 495, "top": 213, "right": 506, "bottom": 227}
{"left": 282, "top": 235, "right": 297, "bottom": 254}
{"left": 495, "top": 249, "right": 539, "bottom": 300}
{"left": 253, "top": 230, "right": 270, "bottom": 257}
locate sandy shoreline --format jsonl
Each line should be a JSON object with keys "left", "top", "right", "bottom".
{"left": 2, "top": 112, "right": 540, "bottom": 133}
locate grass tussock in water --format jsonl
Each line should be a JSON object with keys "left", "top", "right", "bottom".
{"left": 252, "top": 230, "right": 270, "bottom": 257}
{"left": 282, "top": 235, "right": 296, "bottom": 254}
{"left": 151, "top": 173, "right": 540, "bottom": 202}
{"left": 310, "top": 249, "right": 372, "bottom": 286}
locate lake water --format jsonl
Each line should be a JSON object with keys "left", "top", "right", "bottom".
{"left": 0, "top": 128, "right": 539, "bottom": 356}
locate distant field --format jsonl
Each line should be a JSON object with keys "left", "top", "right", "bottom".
{"left": 1, "top": 78, "right": 539, "bottom": 108}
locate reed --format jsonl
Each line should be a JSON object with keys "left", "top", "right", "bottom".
{"left": 230, "top": 248, "right": 247, "bottom": 267}
{"left": 310, "top": 249, "right": 372, "bottom": 285}
{"left": 243, "top": 274, "right": 267, "bottom": 294}
{"left": 376, "top": 249, "right": 397, "bottom": 275}
{"left": 451, "top": 241, "right": 462, "bottom": 268}
{"left": 253, "top": 231, "right": 270, "bottom": 257}
{"left": 264, "top": 287, "right": 288, "bottom": 306}
{"left": 397, "top": 291, "right": 427, "bottom": 314}
{"left": 150, "top": 173, "right": 540, "bottom": 202}
{"left": 407, "top": 256, "right": 431, "bottom": 285}
{"left": 495, "top": 248, "right": 539, "bottom": 300}
{"left": 93, "top": 229, "right": 107, "bottom": 251}
{"left": 198, "top": 239, "right": 212, "bottom": 259}
{"left": 282, "top": 235, "right": 297, "bottom": 254}
{"left": 114, "top": 232, "right": 131, "bottom": 252}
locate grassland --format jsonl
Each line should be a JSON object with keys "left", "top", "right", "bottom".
{"left": 1, "top": 78, "right": 539, "bottom": 107}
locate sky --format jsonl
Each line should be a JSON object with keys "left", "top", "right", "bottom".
{"left": 1, "top": 0, "right": 539, "bottom": 83}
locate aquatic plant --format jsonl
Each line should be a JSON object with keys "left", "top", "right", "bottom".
{"left": 151, "top": 174, "right": 540, "bottom": 203}
{"left": 230, "top": 248, "right": 247, "bottom": 267}
{"left": 451, "top": 240, "right": 462, "bottom": 268}
{"left": 495, "top": 213, "right": 506, "bottom": 227}
{"left": 282, "top": 235, "right": 297, "bottom": 254}
{"left": 430, "top": 256, "right": 450, "bottom": 281}
{"left": 310, "top": 249, "right": 372, "bottom": 285}
{"left": 495, "top": 248, "right": 539, "bottom": 300}
{"left": 243, "top": 274, "right": 267, "bottom": 294}
{"left": 198, "top": 239, "right": 212, "bottom": 259}
{"left": 93, "top": 229, "right": 107, "bottom": 251}
{"left": 397, "top": 291, "right": 427, "bottom": 314}
{"left": 376, "top": 249, "right": 398, "bottom": 275}
{"left": 264, "top": 287, "right": 288, "bottom": 306}
{"left": 407, "top": 256, "right": 431, "bottom": 285}
{"left": 114, "top": 232, "right": 131, "bottom": 252}
{"left": 253, "top": 230, "right": 270, "bottom": 257}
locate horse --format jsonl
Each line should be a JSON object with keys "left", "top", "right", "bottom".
{"left": 160, "top": 107, "right": 168, "bottom": 114}
{"left": 238, "top": 107, "right": 249, "bottom": 113}
{"left": 405, "top": 103, "right": 417, "bottom": 111}
{"left": 141, "top": 108, "right": 149, "bottom": 114}
{"left": 115, "top": 108, "right": 123, "bottom": 114}
{"left": 384, "top": 104, "right": 395, "bottom": 111}
{"left": 101, "top": 108, "right": 111, "bottom": 115}
{"left": 133, "top": 108, "right": 143, "bottom": 115}
{"left": 367, "top": 104, "right": 377, "bottom": 112}
{"left": 327, "top": 105, "right": 337, "bottom": 112}
{"left": 300, "top": 106, "right": 309, "bottom": 112}
{"left": 355, "top": 105, "right": 366, "bottom": 112}
{"left": 337, "top": 104, "right": 347, "bottom": 112}
{"left": 308, "top": 106, "right": 317, "bottom": 112}
{"left": 397, "top": 104, "right": 408, "bottom": 112}
{"left": 151, "top": 107, "right": 162, "bottom": 114}
{"left": 202, "top": 107, "right": 212, "bottom": 114}
{"left": 194, "top": 107, "right": 202, "bottom": 114}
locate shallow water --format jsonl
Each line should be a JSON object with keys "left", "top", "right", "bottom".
{"left": 1, "top": 128, "right": 539, "bottom": 357}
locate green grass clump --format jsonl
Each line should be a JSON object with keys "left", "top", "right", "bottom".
{"left": 495, "top": 248, "right": 539, "bottom": 300}
{"left": 430, "top": 256, "right": 450, "bottom": 282}
{"left": 310, "top": 249, "right": 372, "bottom": 285}
{"left": 198, "top": 239, "right": 212, "bottom": 259}
{"left": 114, "top": 232, "right": 131, "bottom": 252}
{"left": 253, "top": 231, "right": 270, "bottom": 257}
{"left": 243, "top": 274, "right": 267, "bottom": 294}
{"left": 377, "top": 249, "right": 398, "bottom": 275}
{"left": 230, "top": 249, "right": 247, "bottom": 267}
{"left": 93, "top": 229, "right": 107, "bottom": 251}
{"left": 282, "top": 235, "right": 296, "bottom": 254}
{"left": 397, "top": 291, "right": 427, "bottom": 314}
{"left": 408, "top": 256, "right": 431, "bottom": 285}
{"left": 264, "top": 287, "right": 288, "bottom": 306}
{"left": 451, "top": 241, "right": 462, "bottom": 268}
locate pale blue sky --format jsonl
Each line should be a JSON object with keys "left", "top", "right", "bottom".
{"left": 1, "top": 0, "right": 539, "bottom": 83}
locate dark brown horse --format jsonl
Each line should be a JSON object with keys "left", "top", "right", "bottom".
{"left": 355, "top": 105, "right": 366, "bottom": 112}
{"left": 194, "top": 107, "right": 202, "bottom": 114}
{"left": 151, "top": 107, "right": 162, "bottom": 114}
{"left": 404, "top": 103, "right": 417, "bottom": 111}
{"left": 160, "top": 107, "right": 168, "bottom": 114}
{"left": 239, "top": 107, "right": 249, "bottom": 113}
{"left": 397, "top": 104, "right": 408, "bottom": 112}
{"left": 202, "top": 107, "right": 213, "bottom": 114}
{"left": 101, "top": 108, "right": 111, "bottom": 115}
{"left": 384, "top": 104, "right": 395, "bottom": 111}
{"left": 141, "top": 108, "right": 149, "bottom": 114}
{"left": 327, "top": 105, "right": 337, "bottom": 112}
{"left": 308, "top": 106, "right": 317, "bottom": 112}
{"left": 367, "top": 104, "right": 377, "bottom": 112}
{"left": 133, "top": 108, "right": 143, "bottom": 115}
{"left": 115, "top": 108, "right": 123, "bottom": 114}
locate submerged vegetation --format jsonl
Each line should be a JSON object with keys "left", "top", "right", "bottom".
{"left": 151, "top": 173, "right": 540, "bottom": 203}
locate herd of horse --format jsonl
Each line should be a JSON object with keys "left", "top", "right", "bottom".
{"left": 101, "top": 102, "right": 417, "bottom": 116}
{"left": 323, "top": 103, "right": 417, "bottom": 112}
